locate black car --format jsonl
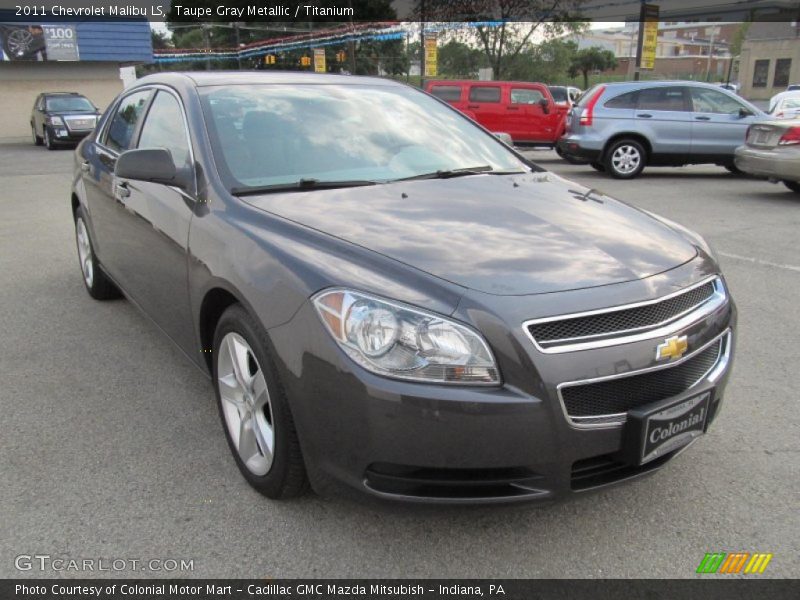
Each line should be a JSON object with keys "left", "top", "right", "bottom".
{"left": 31, "top": 92, "right": 100, "bottom": 149}
{"left": 71, "top": 72, "right": 735, "bottom": 504}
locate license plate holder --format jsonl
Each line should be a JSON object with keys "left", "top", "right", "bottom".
{"left": 620, "top": 392, "right": 711, "bottom": 466}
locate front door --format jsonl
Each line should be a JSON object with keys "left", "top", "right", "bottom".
{"left": 688, "top": 87, "right": 758, "bottom": 157}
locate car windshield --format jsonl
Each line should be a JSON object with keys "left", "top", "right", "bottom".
{"left": 200, "top": 83, "right": 527, "bottom": 191}
{"left": 46, "top": 96, "right": 94, "bottom": 112}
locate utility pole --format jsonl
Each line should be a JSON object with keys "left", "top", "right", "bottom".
{"left": 705, "top": 26, "right": 717, "bottom": 82}
{"left": 419, "top": 0, "right": 426, "bottom": 80}
{"left": 633, "top": 3, "right": 645, "bottom": 81}
{"left": 202, "top": 24, "right": 211, "bottom": 70}
{"left": 234, "top": 22, "right": 242, "bottom": 70}
{"left": 347, "top": 0, "right": 356, "bottom": 74}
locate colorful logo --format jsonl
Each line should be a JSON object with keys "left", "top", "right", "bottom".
{"left": 696, "top": 552, "right": 773, "bottom": 574}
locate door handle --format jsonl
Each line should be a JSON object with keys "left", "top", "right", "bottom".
{"left": 506, "top": 106, "right": 520, "bottom": 111}
{"left": 466, "top": 104, "right": 479, "bottom": 109}
{"left": 636, "top": 113, "right": 653, "bottom": 118}
{"left": 114, "top": 181, "right": 131, "bottom": 200}
{"left": 80, "top": 161, "right": 90, "bottom": 173}
{"left": 695, "top": 116, "right": 711, "bottom": 121}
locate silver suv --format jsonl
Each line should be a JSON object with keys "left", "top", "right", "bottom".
{"left": 557, "top": 81, "right": 764, "bottom": 179}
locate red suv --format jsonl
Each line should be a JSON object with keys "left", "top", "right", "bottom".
{"left": 425, "top": 80, "right": 565, "bottom": 146}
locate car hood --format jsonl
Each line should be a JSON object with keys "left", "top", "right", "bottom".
{"left": 244, "top": 172, "right": 697, "bottom": 296}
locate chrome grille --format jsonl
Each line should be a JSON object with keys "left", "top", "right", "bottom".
{"left": 64, "top": 115, "right": 96, "bottom": 131}
{"left": 525, "top": 277, "right": 723, "bottom": 352}
{"left": 559, "top": 333, "right": 728, "bottom": 427}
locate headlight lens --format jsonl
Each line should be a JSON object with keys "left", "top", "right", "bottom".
{"left": 313, "top": 289, "right": 500, "bottom": 385}
{"left": 45, "top": 116, "right": 64, "bottom": 126}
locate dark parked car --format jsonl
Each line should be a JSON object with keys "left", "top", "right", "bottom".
{"left": 557, "top": 81, "right": 764, "bottom": 178}
{"left": 71, "top": 72, "right": 736, "bottom": 503}
{"left": 31, "top": 92, "right": 99, "bottom": 149}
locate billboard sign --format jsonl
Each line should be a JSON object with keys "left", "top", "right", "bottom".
{"left": 424, "top": 33, "right": 437, "bottom": 77}
{"left": 640, "top": 4, "right": 659, "bottom": 70}
{"left": 0, "top": 24, "right": 79, "bottom": 61}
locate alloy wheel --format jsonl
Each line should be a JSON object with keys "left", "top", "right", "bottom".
{"left": 217, "top": 332, "right": 275, "bottom": 476}
{"left": 75, "top": 217, "right": 94, "bottom": 287}
{"left": 611, "top": 144, "right": 641, "bottom": 175}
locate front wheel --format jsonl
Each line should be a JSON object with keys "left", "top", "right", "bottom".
{"left": 784, "top": 180, "right": 800, "bottom": 194}
{"left": 213, "top": 304, "right": 309, "bottom": 499}
{"left": 44, "top": 127, "right": 56, "bottom": 150}
{"left": 604, "top": 139, "right": 646, "bottom": 179}
{"left": 74, "top": 207, "right": 121, "bottom": 300}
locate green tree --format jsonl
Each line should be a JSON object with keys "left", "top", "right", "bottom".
{"left": 568, "top": 46, "right": 617, "bottom": 89}
{"left": 437, "top": 39, "right": 488, "bottom": 78}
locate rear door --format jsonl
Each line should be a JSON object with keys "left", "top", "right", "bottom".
{"left": 109, "top": 88, "right": 197, "bottom": 354}
{"left": 81, "top": 88, "right": 153, "bottom": 278}
{"left": 688, "top": 86, "right": 758, "bottom": 157}
{"left": 465, "top": 84, "right": 504, "bottom": 132}
{"left": 634, "top": 86, "right": 693, "bottom": 155}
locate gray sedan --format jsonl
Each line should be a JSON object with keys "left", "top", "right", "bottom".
{"left": 71, "top": 72, "right": 736, "bottom": 503}
{"left": 735, "top": 120, "right": 800, "bottom": 194}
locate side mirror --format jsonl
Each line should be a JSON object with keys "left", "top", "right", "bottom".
{"left": 115, "top": 148, "right": 189, "bottom": 190}
{"left": 539, "top": 97, "right": 550, "bottom": 114}
{"left": 738, "top": 107, "right": 753, "bottom": 118}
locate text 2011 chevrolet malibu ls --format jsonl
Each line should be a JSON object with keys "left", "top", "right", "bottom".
{"left": 71, "top": 72, "right": 735, "bottom": 503}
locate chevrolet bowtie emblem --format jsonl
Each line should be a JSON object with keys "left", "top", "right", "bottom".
{"left": 656, "top": 335, "right": 688, "bottom": 361}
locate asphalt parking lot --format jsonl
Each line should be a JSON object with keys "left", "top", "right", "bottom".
{"left": 1, "top": 141, "right": 798, "bottom": 579}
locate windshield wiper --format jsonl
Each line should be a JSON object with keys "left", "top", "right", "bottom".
{"left": 231, "top": 178, "right": 377, "bottom": 196}
{"left": 394, "top": 166, "right": 526, "bottom": 182}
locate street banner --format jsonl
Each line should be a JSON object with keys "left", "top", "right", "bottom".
{"left": 313, "top": 47, "right": 325, "bottom": 72}
{"left": 640, "top": 4, "right": 659, "bottom": 70}
{"left": 424, "top": 32, "right": 437, "bottom": 77}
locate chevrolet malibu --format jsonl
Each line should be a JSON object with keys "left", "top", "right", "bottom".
{"left": 71, "top": 72, "right": 736, "bottom": 503}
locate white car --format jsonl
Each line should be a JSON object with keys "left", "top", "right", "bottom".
{"left": 768, "top": 90, "right": 800, "bottom": 113}
{"left": 770, "top": 95, "right": 800, "bottom": 119}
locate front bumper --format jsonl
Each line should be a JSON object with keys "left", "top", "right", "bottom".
{"left": 268, "top": 272, "right": 737, "bottom": 505}
{"left": 47, "top": 124, "right": 93, "bottom": 144}
{"left": 734, "top": 145, "right": 799, "bottom": 181}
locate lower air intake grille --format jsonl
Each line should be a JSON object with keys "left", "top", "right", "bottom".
{"left": 561, "top": 338, "right": 722, "bottom": 419}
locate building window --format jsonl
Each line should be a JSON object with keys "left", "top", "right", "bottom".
{"left": 752, "top": 59, "right": 770, "bottom": 88}
{"left": 774, "top": 58, "right": 792, "bottom": 88}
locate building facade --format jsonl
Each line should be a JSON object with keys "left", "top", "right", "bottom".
{"left": 738, "top": 22, "right": 800, "bottom": 100}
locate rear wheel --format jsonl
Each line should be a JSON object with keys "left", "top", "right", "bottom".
{"left": 32, "top": 124, "right": 42, "bottom": 146}
{"left": 74, "top": 207, "right": 121, "bottom": 300}
{"left": 604, "top": 139, "right": 646, "bottom": 179}
{"left": 784, "top": 180, "right": 800, "bottom": 194}
{"left": 213, "top": 304, "right": 309, "bottom": 499}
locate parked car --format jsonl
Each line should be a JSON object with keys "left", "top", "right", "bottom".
{"left": 770, "top": 95, "right": 800, "bottom": 119}
{"left": 549, "top": 85, "right": 582, "bottom": 106}
{"left": 31, "top": 92, "right": 100, "bottom": 149}
{"left": 72, "top": 72, "right": 736, "bottom": 503}
{"left": 787, "top": 84, "right": 800, "bottom": 92}
{"left": 717, "top": 82, "right": 740, "bottom": 94}
{"left": 734, "top": 120, "right": 800, "bottom": 194}
{"left": 768, "top": 90, "right": 800, "bottom": 114}
{"left": 557, "top": 81, "right": 764, "bottom": 178}
{"left": 425, "top": 80, "right": 565, "bottom": 147}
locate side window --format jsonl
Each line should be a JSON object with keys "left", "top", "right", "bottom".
{"left": 604, "top": 91, "right": 638, "bottom": 109}
{"left": 774, "top": 58, "right": 792, "bottom": 88}
{"left": 429, "top": 85, "right": 462, "bottom": 102}
{"left": 690, "top": 88, "right": 745, "bottom": 115}
{"left": 137, "top": 91, "right": 191, "bottom": 168}
{"left": 510, "top": 88, "right": 544, "bottom": 104}
{"left": 468, "top": 86, "right": 501, "bottom": 103}
{"left": 103, "top": 90, "right": 151, "bottom": 153}
{"left": 637, "top": 87, "right": 688, "bottom": 111}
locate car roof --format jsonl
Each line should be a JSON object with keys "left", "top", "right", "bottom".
{"left": 134, "top": 71, "right": 403, "bottom": 88}
{"left": 600, "top": 80, "right": 733, "bottom": 90}
{"left": 426, "top": 80, "right": 546, "bottom": 86}
{"left": 43, "top": 92, "right": 84, "bottom": 96}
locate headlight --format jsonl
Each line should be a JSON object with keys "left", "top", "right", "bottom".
{"left": 45, "top": 116, "right": 64, "bottom": 126}
{"left": 313, "top": 289, "right": 500, "bottom": 385}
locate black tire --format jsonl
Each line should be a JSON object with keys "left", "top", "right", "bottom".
{"left": 44, "top": 126, "right": 57, "bottom": 150}
{"left": 32, "top": 123, "right": 42, "bottom": 146}
{"left": 73, "top": 206, "right": 122, "bottom": 300}
{"left": 724, "top": 162, "right": 744, "bottom": 175}
{"left": 590, "top": 161, "right": 605, "bottom": 172}
{"left": 604, "top": 138, "right": 646, "bottom": 179}
{"left": 212, "top": 304, "right": 309, "bottom": 499}
{"left": 784, "top": 180, "right": 800, "bottom": 194}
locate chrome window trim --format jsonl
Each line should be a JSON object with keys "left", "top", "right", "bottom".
{"left": 523, "top": 275, "right": 725, "bottom": 353}
{"left": 557, "top": 328, "right": 732, "bottom": 430}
